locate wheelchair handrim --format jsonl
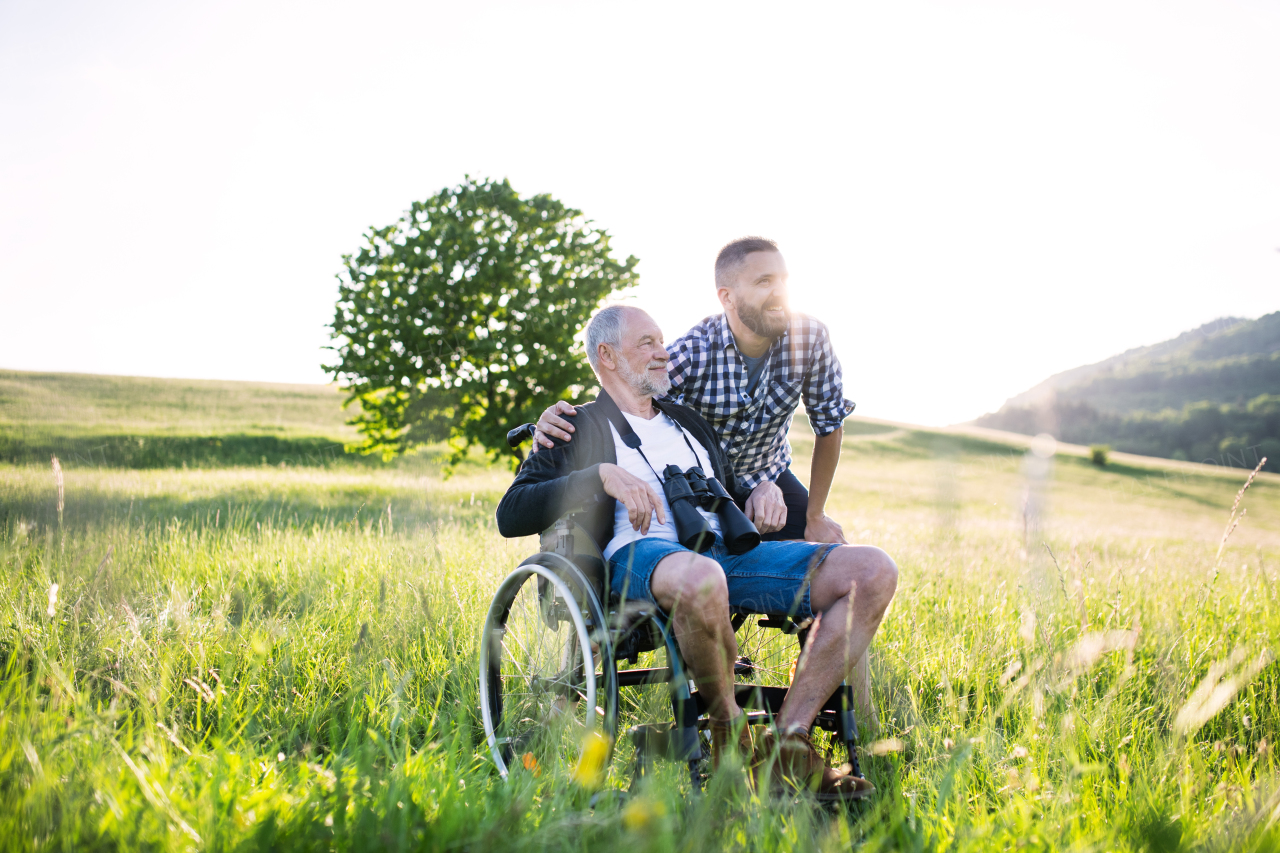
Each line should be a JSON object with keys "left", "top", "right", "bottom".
{"left": 479, "top": 563, "right": 599, "bottom": 780}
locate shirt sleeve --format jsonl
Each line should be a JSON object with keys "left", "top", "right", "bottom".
{"left": 802, "top": 322, "right": 855, "bottom": 437}
{"left": 495, "top": 436, "right": 604, "bottom": 538}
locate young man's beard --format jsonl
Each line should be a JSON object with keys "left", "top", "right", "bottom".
{"left": 738, "top": 300, "right": 791, "bottom": 339}
{"left": 618, "top": 356, "right": 672, "bottom": 397}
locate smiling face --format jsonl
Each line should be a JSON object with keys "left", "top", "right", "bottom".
{"left": 605, "top": 309, "right": 671, "bottom": 397}
{"left": 718, "top": 249, "right": 791, "bottom": 340}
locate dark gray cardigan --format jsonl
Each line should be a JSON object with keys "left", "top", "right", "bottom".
{"left": 495, "top": 389, "right": 750, "bottom": 550}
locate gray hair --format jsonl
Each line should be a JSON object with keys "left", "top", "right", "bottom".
{"left": 585, "top": 305, "right": 635, "bottom": 373}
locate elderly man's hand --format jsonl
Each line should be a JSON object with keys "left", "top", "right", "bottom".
{"left": 599, "top": 463, "right": 667, "bottom": 534}
{"left": 529, "top": 401, "right": 577, "bottom": 453}
{"left": 745, "top": 480, "right": 787, "bottom": 534}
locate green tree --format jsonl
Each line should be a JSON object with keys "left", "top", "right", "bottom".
{"left": 327, "top": 177, "right": 639, "bottom": 467}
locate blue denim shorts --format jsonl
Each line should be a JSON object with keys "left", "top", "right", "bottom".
{"left": 608, "top": 536, "right": 838, "bottom": 622}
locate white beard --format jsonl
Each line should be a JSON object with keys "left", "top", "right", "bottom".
{"left": 618, "top": 357, "right": 671, "bottom": 398}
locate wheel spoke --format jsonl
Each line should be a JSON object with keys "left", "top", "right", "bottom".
{"left": 481, "top": 563, "right": 616, "bottom": 781}
{"left": 483, "top": 568, "right": 603, "bottom": 773}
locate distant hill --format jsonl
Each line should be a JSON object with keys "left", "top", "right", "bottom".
{"left": 0, "top": 370, "right": 364, "bottom": 468}
{"left": 0, "top": 370, "right": 360, "bottom": 437}
{"left": 975, "top": 312, "right": 1280, "bottom": 471}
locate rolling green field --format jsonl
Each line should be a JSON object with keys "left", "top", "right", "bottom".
{"left": 2, "top": 374, "right": 1279, "bottom": 851}
{"left": 0, "top": 370, "right": 371, "bottom": 469}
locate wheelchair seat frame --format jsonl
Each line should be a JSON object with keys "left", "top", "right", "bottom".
{"left": 479, "top": 515, "right": 865, "bottom": 789}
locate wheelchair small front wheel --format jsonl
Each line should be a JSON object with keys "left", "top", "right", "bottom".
{"left": 479, "top": 563, "right": 615, "bottom": 780}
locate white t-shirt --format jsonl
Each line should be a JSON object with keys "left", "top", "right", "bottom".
{"left": 601, "top": 410, "right": 723, "bottom": 560}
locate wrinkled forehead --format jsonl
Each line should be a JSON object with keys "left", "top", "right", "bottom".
{"left": 620, "top": 308, "right": 663, "bottom": 344}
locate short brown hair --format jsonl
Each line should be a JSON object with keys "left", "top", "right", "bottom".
{"left": 714, "top": 236, "right": 779, "bottom": 289}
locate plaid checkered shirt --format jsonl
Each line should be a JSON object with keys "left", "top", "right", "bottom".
{"left": 664, "top": 312, "right": 855, "bottom": 491}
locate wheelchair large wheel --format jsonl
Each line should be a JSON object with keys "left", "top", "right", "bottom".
{"left": 479, "top": 558, "right": 617, "bottom": 780}
{"left": 732, "top": 613, "right": 804, "bottom": 689}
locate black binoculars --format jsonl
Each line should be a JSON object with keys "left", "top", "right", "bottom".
{"left": 660, "top": 465, "right": 761, "bottom": 555}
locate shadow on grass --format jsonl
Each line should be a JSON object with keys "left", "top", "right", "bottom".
{"left": 0, "top": 472, "right": 502, "bottom": 535}
{"left": 844, "top": 429, "right": 1030, "bottom": 464}
{"left": 1055, "top": 454, "right": 1232, "bottom": 511}
{"left": 0, "top": 431, "right": 409, "bottom": 470}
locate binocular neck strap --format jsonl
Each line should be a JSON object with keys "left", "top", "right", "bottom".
{"left": 598, "top": 393, "right": 700, "bottom": 483}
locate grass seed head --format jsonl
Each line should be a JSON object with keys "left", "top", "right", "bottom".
{"left": 51, "top": 454, "right": 64, "bottom": 526}
{"left": 869, "top": 737, "right": 904, "bottom": 756}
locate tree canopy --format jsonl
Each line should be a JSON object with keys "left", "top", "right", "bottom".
{"left": 327, "top": 177, "right": 639, "bottom": 466}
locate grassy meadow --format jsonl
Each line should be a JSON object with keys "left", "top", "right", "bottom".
{"left": 2, "top": 374, "right": 1279, "bottom": 851}
{"left": 0, "top": 370, "right": 370, "bottom": 469}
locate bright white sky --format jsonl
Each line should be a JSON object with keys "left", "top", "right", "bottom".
{"left": 2, "top": 1, "right": 1277, "bottom": 426}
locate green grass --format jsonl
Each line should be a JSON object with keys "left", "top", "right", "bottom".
{"left": 2, "top": 420, "right": 1279, "bottom": 850}
{"left": 0, "top": 369, "right": 373, "bottom": 468}
{"left": 0, "top": 370, "right": 359, "bottom": 438}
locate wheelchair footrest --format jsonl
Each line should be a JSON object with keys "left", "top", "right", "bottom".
{"left": 628, "top": 723, "right": 702, "bottom": 761}
{"left": 725, "top": 684, "right": 860, "bottom": 738}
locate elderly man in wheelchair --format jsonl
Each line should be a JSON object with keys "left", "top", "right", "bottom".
{"left": 484, "top": 305, "right": 898, "bottom": 802}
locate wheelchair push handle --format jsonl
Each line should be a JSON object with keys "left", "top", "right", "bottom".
{"left": 506, "top": 423, "right": 537, "bottom": 449}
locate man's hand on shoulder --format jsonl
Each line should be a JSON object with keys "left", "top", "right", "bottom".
{"left": 805, "top": 512, "right": 848, "bottom": 545}
{"left": 745, "top": 480, "right": 787, "bottom": 534}
{"left": 599, "top": 463, "right": 667, "bottom": 534}
{"left": 530, "top": 401, "right": 577, "bottom": 454}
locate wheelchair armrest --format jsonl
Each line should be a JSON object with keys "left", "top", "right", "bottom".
{"left": 540, "top": 515, "right": 608, "bottom": 601}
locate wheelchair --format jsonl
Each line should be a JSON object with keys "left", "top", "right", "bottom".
{"left": 480, "top": 452, "right": 868, "bottom": 791}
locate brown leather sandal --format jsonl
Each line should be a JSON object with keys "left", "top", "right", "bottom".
{"left": 709, "top": 715, "right": 757, "bottom": 771}
{"left": 753, "top": 728, "right": 875, "bottom": 802}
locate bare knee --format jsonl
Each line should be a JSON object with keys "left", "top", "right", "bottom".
{"left": 678, "top": 554, "right": 729, "bottom": 611}
{"left": 813, "top": 545, "right": 898, "bottom": 614}
{"left": 652, "top": 552, "right": 728, "bottom": 615}
{"left": 863, "top": 548, "right": 898, "bottom": 614}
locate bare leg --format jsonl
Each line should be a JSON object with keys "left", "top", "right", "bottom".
{"left": 777, "top": 545, "right": 897, "bottom": 733}
{"left": 649, "top": 550, "right": 741, "bottom": 723}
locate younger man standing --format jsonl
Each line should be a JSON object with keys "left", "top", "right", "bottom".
{"left": 534, "top": 237, "right": 876, "bottom": 723}
{"left": 537, "top": 237, "right": 853, "bottom": 544}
